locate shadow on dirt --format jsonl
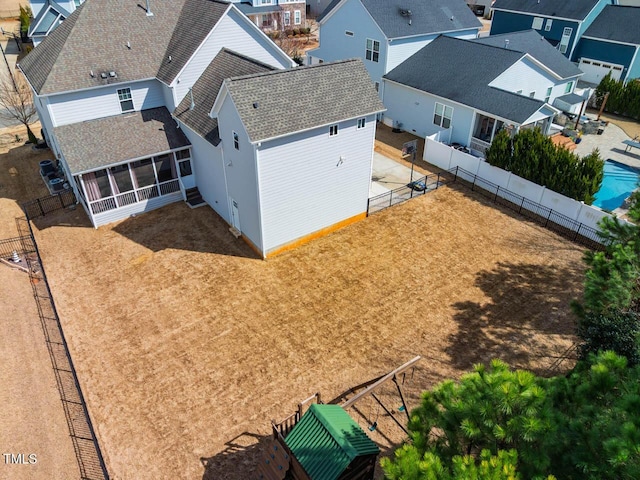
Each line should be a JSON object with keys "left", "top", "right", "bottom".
{"left": 446, "top": 261, "right": 582, "bottom": 374}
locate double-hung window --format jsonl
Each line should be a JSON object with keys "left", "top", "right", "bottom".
{"left": 545, "top": 87, "right": 552, "bottom": 103}
{"left": 532, "top": 17, "right": 543, "bottom": 30}
{"left": 284, "top": 11, "right": 290, "bottom": 26}
{"left": 559, "top": 27, "right": 572, "bottom": 54}
{"left": 117, "top": 88, "right": 133, "bottom": 112}
{"left": 294, "top": 10, "right": 301, "bottom": 25}
{"left": 433, "top": 103, "right": 453, "bottom": 129}
{"left": 365, "top": 39, "right": 379, "bottom": 63}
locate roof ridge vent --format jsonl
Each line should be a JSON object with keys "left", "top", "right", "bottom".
{"left": 504, "top": 39, "right": 509, "bottom": 49}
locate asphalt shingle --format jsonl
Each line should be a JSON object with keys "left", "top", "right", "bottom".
{"left": 318, "top": 0, "right": 481, "bottom": 38}
{"left": 492, "top": 0, "right": 600, "bottom": 21}
{"left": 384, "top": 36, "right": 547, "bottom": 124}
{"left": 54, "top": 107, "right": 190, "bottom": 174}
{"left": 582, "top": 5, "right": 640, "bottom": 45}
{"left": 474, "top": 30, "right": 583, "bottom": 79}
{"left": 174, "top": 49, "right": 276, "bottom": 146}
{"left": 223, "top": 58, "right": 385, "bottom": 143}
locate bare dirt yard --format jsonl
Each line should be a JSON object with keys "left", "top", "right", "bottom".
{"left": 28, "top": 174, "right": 586, "bottom": 478}
{"left": 0, "top": 128, "right": 79, "bottom": 480}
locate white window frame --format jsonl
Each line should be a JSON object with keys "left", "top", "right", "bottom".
{"left": 532, "top": 17, "right": 543, "bottom": 30}
{"left": 433, "top": 102, "right": 453, "bottom": 129}
{"left": 544, "top": 19, "right": 552, "bottom": 31}
{"left": 545, "top": 87, "right": 552, "bottom": 103}
{"left": 565, "top": 81, "right": 573, "bottom": 94}
{"left": 117, "top": 88, "right": 134, "bottom": 112}
{"left": 365, "top": 38, "right": 380, "bottom": 63}
{"left": 329, "top": 124, "right": 339, "bottom": 136}
{"left": 559, "top": 27, "right": 572, "bottom": 54}
{"left": 233, "top": 131, "right": 239, "bottom": 150}
{"left": 357, "top": 118, "right": 366, "bottom": 129}
{"left": 294, "top": 10, "right": 301, "bottom": 25}
{"left": 283, "top": 11, "right": 290, "bottom": 26}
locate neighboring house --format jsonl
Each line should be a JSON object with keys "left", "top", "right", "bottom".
{"left": 230, "top": 0, "right": 306, "bottom": 31}
{"left": 19, "top": 0, "right": 383, "bottom": 258}
{"left": 307, "top": 0, "right": 482, "bottom": 92}
{"left": 573, "top": 5, "right": 640, "bottom": 83}
{"left": 307, "top": 0, "right": 333, "bottom": 17}
{"left": 382, "top": 32, "right": 586, "bottom": 156}
{"left": 175, "top": 54, "right": 384, "bottom": 257}
{"left": 27, "top": 0, "right": 78, "bottom": 46}
{"left": 490, "top": 0, "right": 612, "bottom": 59}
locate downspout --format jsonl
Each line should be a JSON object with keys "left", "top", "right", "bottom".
{"left": 221, "top": 143, "right": 231, "bottom": 223}
{"left": 254, "top": 142, "right": 266, "bottom": 259}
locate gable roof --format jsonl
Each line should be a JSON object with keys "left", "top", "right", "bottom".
{"left": 473, "top": 30, "right": 583, "bottom": 79}
{"left": 174, "top": 49, "right": 276, "bottom": 146}
{"left": 20, "top": 0, "right": 240, "bottom": 95}
{"left": 156, "top": 0, "right": 229, "bottom": 85}
{"left": 582, "top": 5, "right": 640, "bottom": 45}
{"left": 54, "top": 107, "right": 190, "bottom": 174}
{"left": 284, "top": 404, "right": 379, "bottom": 480}
{"left": 319, "top": 0, "right": 481, "bottom": 39}
{"left": 492, "top": 0, "right": 601, "bottom": 21}
{"left": 384, "top": 36, "right": 549, "bottom": 124}
{"left": 221, "top": 58, "right": 385, "bottom": 143}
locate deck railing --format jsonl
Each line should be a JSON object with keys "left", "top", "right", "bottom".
{"left": 89, "top": 179, "right": 180, "bottom": 215}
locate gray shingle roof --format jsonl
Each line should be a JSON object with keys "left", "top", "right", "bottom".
{"left": 224, "top": 59, "right": 385, "bottom": 143}
{"left": 473, "top": 30, "right": 583, "bottom": 79}
{"left": 54, "top": 107, "right": 190, "bottom": 174}
{"left": 20, "top": 0, "right": 189, "bottom": 95}
{"left": 156, "top": 0, "right": 229, "bottom": 85}
{"left": 319, "top": 0, "right": 481, "bottom": 38}
{"left": 174, "top": 49, "right": 276, "bottom": 146}
{"left": 582, "top": 5, "right": 640, "bottom": 45}
{"left": 492, "top": 0, "right": 600, "bottom": 21}
{"left": 384, "top": 36, "right": 547, "bottom": 124}
{"left": 20, "top": 0, "right": 236, "bottom": 95}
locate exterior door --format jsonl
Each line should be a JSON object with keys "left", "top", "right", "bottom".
{"left": 230, "top": 198, "right": 240, "bottom": 231}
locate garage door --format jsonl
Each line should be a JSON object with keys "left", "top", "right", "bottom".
{"left": 579, "top": 58, "right": 624, "bottom": 84}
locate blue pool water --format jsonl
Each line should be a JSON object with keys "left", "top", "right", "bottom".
{"left": 593, "top": 160, "right": 639, "bottom": 211}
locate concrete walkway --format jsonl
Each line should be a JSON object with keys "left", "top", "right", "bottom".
{"left": 574, "top": 113, "right": 640, "bottom": 170}
{"left": 370, "top": 152, "right": 425, "bottom": 198}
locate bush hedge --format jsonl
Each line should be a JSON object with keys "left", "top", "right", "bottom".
{"left": 485, "top": 128, "right": 604, "bottom": 204}
{"left": 596, "top": 72, "right": 640, "bottom": 120}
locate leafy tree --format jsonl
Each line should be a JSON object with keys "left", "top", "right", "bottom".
{"left": 382, "top": 360, "right": 554, "bottom": 479}
{"left": 485, "top": 129, "right": 603, "bottom": 204}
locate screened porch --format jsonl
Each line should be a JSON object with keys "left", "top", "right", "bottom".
{"left": 75, "top": 148, "right": 192, "bottom": 215}
{"left": 470, "top": 112, "right": 553, "bottom": 156}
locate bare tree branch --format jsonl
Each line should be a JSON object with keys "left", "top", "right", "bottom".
{"left": 0, "top": 71, "right": 38, "bottom": 142}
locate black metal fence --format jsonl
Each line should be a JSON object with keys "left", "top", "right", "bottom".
{"left": 14, "top": 217, "right": 110, "bottom": 480}
{"left": 451, "top": 166, "right": 604, "bottom": 250}
{"left": 367, "top": 172, "right": 453, "bottom": 215}
{"left": 0, "top": 235, "right": 34, "bottom": 259}
{"left": 22, "top": 190, "right": 76, "bottom": 220}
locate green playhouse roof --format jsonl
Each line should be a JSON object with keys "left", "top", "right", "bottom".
{"left": 284, "top": 404, "right": 380, "bottom": 480}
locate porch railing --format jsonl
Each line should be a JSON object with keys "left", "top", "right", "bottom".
{"left": 470, "top": 137, "right": 491, "bottom": 155}
{"left": 89, "top": 179, "right": 180, "bottom": 215}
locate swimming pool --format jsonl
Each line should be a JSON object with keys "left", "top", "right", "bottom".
{"left": 593, "top": 160, "right": 639, "bottom": 211}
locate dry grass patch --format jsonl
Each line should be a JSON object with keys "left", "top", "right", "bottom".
{"left": 32, "top": 185, "right": 585, "bottom": 479}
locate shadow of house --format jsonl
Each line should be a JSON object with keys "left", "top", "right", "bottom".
{"left": 446, "top": 261, "right": 583, "bottom": 373}
{"left": 111, "top": 202, "right": 259, "bottom": 259}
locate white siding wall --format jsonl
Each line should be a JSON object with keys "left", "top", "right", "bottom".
{"left": 47, "top": 80, "right": 164, "bottom": 126}
{"left": 178, "top": 123, "right": 231, "bottom": 223}
{"left": 217, "top": 95, "right": 263, "bottom": 251}
{"left": 174, "top": 9, "right": 292, "bottom": 103}
{"left": 160, "top": 81, "right": 176, "bottom": 113}
{"left": 489, "top": 57, "right": 570, "bottom": 102}
{"left": 258, "top": 115, "right": 375, "bottom": 254}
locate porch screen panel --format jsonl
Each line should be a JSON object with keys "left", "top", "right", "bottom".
{"left": 154, "top": 154, "right": 176, "bottom": 183}
{"left": 94, "top": 169, "right": 112, "bottom": 198}
{"left": 110, "top": 164, "right": 134, "bottom": 193}
{"left": 131, "top": 159, "right": 155, "bottom": 187}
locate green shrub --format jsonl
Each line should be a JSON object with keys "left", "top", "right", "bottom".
{"left": 596, "top": 73, "right": 640, "bottom": 120}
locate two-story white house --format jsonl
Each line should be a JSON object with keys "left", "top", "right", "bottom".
{"left": 382, "top": 31, "right": 585, "bottom": 157}
{"left": 20, "top": 0, "right": 384, "bottom": 258}
{"left": 307, "top": 0, "right": 482, "bottom": 93}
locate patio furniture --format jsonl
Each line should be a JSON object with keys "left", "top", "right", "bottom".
{"left": 623, "top": 137, "right": 640, "bottom": 153}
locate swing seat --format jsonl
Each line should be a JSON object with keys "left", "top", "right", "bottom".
{"left": 369, "top": 421, "right": 377, "bottom": 432}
